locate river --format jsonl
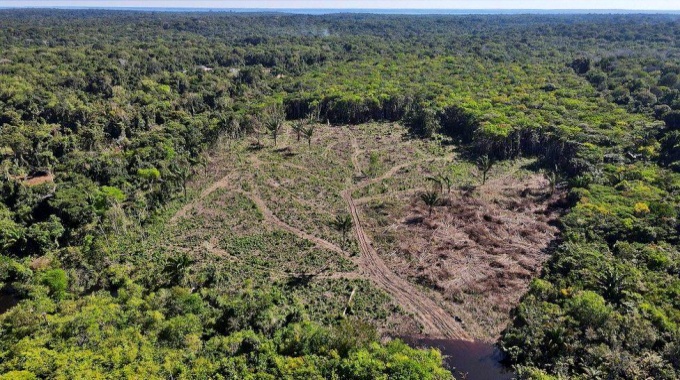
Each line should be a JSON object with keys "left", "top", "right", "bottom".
{"left": 401, "top": 336, "right": 515, "bottom": 380}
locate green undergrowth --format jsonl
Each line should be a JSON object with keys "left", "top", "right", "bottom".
{"left": 0, "top": 281, "right": 450, "bottom": 379}
{"left": 502, "top": 163, "right": 680, "bottom": 379}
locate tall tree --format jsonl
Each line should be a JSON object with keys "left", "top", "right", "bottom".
{"left": 169, "top": 157, "right": 191, "bottom": 199}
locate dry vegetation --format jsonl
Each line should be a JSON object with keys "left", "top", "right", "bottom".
{"left": 167, "top": 122, "right": 562, "bottom": 340}
{"left": 361, "top": 162, "right": 564, "bottom": 340}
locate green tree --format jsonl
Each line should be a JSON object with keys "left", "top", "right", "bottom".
{"left": 265, "top": 106, "right": 285, "bottom": 146}
{"left": 0, "top": 217, "right": 25, "bottom": 252}
{"left": 405, "top": 104, "right": 440, "bottom": 138}
{"left": 40, "top": 269, "right": 68, "bottom": 300}
{"left": 137, "top": 167, "right": 161, "bottom": 186}
{"left": 302, "top": 125, "right": 315, "bottom": 148}
{"left": 291, "top": 120, "right": 304, "bottom": 142}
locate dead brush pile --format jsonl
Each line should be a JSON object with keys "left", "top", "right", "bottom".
{"left": 371, "top": 173, "right": 564, "bottom": 339}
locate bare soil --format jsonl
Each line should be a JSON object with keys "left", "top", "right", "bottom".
{"left": 170, "top": 123, "right": 561, "bottom": 341}
{"left": 362, "top": 170, "right": 563, "bottom": 340}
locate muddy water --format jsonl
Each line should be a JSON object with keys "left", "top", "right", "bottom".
{"left": 401, "top": 336, "right": 515, "bottom": 380}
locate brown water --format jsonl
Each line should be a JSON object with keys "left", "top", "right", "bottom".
{"left": 401, "top": 336, "right": 515, "bottom": 380}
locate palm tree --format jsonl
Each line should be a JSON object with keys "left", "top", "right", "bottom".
{"left": 439, "top": 174, "right": 453, "bottom": 194}
{"left": 165, "top": 252, "right": 194, "bottom": 285}
{"left": 265, "top": 118, "right": 283, "bottom": 146}
{"left": 169, "top": 158, "right": 190, "bottom": 199}
{"left": 426, "top": 176, "right": 443, "bottom": 193}
{"left": 477, "top": 155, "right": 493, "bottom": 185}
{"left": 291, "top": 121, "right": 304, "bottom": 142}
{"left": 331, "top": 214, "right": 353, "bottom": 246}
{"left": 302, "top": 125, "right": 315, "bottom": 148}
{"left": 420, "top": 190, "right": 440, "bottom": 217}
{"left": 598, "top": 267, "right": 629, "bottom": 306}
{"left": 609, "top": 170, "right": 625, "bottom": 186}
{"left": 545, "top": 170, "right": 558, "bottom": 195}
{"left": 264, "top": 106, "right": 285, "bottom": 146}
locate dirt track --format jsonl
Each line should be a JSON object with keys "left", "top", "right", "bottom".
{"left": 342, "top": 187, "right": 470, "bottom": 339}
{"left": 253, "top": 176, "right": 469, "bottom": 339}
{"left": 246, "top": 190, "right": 349, "bottom": 258}
{"left": 170, "top": 126, "right": 472, "bottom": 340}
{"left": 338, "top": 139, "right": 469, "bottom": 339}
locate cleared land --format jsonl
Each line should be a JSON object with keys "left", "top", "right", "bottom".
{"left": 167, "top": 122, "right": 562, "bottom": 341}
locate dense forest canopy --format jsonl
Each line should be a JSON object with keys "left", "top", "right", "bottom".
{"left": 0, "top": 10, "right": 679, "bottom": 379}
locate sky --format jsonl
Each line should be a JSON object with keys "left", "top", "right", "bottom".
{"left": 2, "top": 0, "right": 679, "bottom": 10}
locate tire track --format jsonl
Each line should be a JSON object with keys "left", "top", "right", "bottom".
{"left": 341, "top": 139, "right": 468, "bottom": 340}
{"left": 245, "top": 190, "right": 351, "bottom": 259}
{"left": 353, "top": 187, "right": 425, "bottom": 205}
{"left": 347, "top": 128, "right": 364, "bottom": 177}
{"left": 203, "top": 239, "right": 360, "bottom": 281}
{"left": 354, "top": 153, "right": 456, "bottom": 191}
{"left": 342, "top": 188, "right": 471, "bottom": 340}
{"left": 171, "top": 130, "right": 469, "bottom": 339}
{"left": 169, "top": 172, "right": 239, "bottom": 224}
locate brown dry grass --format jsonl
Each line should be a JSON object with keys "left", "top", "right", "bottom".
{"left": 12, "top": 172, "right": 55, "bottom": 187}
{"left": 362, "top": 169, "right": 564, "bottom": 341}
{"left": 170, "top": 122, "right": 562, "bottom": 341}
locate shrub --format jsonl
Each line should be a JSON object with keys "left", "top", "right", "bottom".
{"left": 567, "top": 291, "right": 611, "bottom": 328}
{"left": 634, "top": 202, "right": 651, "bottom": 216}
{"left": 39, "top": 269, "right": 68, "bottom": 300}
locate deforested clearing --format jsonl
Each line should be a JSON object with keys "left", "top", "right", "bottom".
{"left": 362, "top": 165, "right": 564, "bottom": 340}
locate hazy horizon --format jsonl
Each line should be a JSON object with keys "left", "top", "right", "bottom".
{"left": 2, "top": 0, "right": 679, "bottom": 11}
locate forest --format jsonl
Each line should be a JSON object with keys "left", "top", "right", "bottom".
{"left": 0, "top": 9, "right": 679, "bottom": 379}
